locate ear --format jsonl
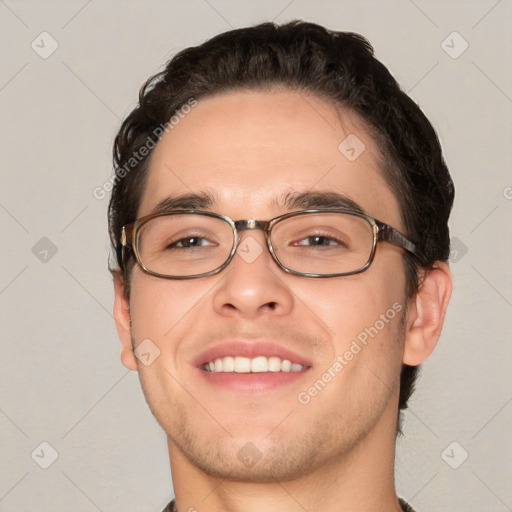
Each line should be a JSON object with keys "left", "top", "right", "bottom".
{"left": 113, "top": 272, "right": 138, "bottom": 371}
{"left": 403, "top": 262, "right": 452, "bottom": 366}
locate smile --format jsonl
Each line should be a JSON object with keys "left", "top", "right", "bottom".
{"left": 202, "top": 356, "right": 308, "bottom": 373}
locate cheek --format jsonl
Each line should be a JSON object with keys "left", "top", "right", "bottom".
{"left": 128, "top": 270, "right": 206, "bottom": 342}
{"left": 291, "top": 267, "right": 406, "bottom": 343}
{"left": 296, "top": 267, "right": 407, "bottom": 398}
{"left": 316, "top": 278, "right": 405, "bottom": 408}
{"left": 127, "top": 272, "right": 204, "bottom": 428}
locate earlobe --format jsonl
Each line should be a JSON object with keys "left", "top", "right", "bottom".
{"left": 403, "top": 262, "right": 452, "bottom": 366}
{"left": 113, "top": 273, "right": 138, "bottom": 371}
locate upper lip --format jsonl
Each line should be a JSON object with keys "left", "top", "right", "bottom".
{"left": 193, "top": 340, "right": 312, "bottom": 368}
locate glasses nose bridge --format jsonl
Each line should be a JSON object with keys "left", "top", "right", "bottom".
{"left": 234, "top": 219, "right": 270, "bottom": 233}
{"left": 233, "top": 219, "right": 272, "bottom": 249}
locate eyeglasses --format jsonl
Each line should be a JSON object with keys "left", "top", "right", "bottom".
{"left": 120, "top": 209, "right": 422, "bottom": 279}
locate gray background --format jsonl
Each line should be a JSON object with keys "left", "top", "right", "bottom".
{"left": 0, "top": 0, "right": 511, "bottom": 511}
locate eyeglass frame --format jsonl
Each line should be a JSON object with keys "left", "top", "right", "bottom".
{"left": 120, "top": 208, "right": 424, "bottom": 280}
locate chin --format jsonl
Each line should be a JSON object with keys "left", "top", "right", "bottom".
{"left": 169, "top": 421, "right": 336, "bottom": 483}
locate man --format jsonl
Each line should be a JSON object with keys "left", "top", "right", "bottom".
{"left": 109, "top": 21, "right": 453, "bottom": 512}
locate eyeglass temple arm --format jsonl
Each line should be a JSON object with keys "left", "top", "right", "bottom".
{"left": 121, "top": 225, "right": 135, "bottom": 247}
{"left": 376, "top": 222, "right": 425, "bottom": 262}
{"left": 120, "top": 225, "right": 135, "bottom": 269}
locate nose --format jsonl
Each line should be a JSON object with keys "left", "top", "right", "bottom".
{"left": 211, "top": 231, "right": 294, "bottom": 320}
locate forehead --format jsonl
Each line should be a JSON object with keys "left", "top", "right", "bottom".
{"left": 138, "top": 89, "right": 401, "bottom": 227}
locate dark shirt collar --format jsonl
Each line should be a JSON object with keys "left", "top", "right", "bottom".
{"left": 163, "top": 497, "right": 416, "bottom": 511}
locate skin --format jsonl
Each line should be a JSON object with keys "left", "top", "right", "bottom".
{"left": 113, "top": 89, "right": 452, "bottom": 512}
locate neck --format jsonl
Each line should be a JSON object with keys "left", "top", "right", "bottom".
{"left": 168, "top": 404, "right": 403, "bottom": 512}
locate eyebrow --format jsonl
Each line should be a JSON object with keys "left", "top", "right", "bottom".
{"left": 150, "top": 191, "right": 219, "bottom": 214}
{"left": 277, "top": 191, "right": 365, "bottom": 215}
{"left": 149, "top": 190, "right": 365, "bottom": 217}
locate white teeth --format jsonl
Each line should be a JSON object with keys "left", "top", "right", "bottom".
{"left": 223, "top": 356, "right": 234, "bottom": 372}
{"left": 234, "top": 356, "right": 251, "bottom": 373}
{"left": 281, "top": 359, "right": 292, "bottom": 372}
{"left": 251, "top": 356, "right": 268, "bottom": 373}
{"left": 268, "top": 356, "right": 282, "bottom": 372}
{"left": 203, "top": 356, "right": 306, "bottom": 373}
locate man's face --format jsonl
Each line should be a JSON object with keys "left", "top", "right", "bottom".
{"left": 119, "top": 89, "right": 412, "bottom": 481}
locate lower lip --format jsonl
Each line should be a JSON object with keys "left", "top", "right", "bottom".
{"left": 196, "top": 368, "right": 311, "bottom": 392}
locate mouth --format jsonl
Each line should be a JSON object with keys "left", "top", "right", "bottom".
{"left": 194, "top": 340, "right": 312, "bottom": 392}
{"left": 202, "top": 355, "right": 307, "bottom": 373}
